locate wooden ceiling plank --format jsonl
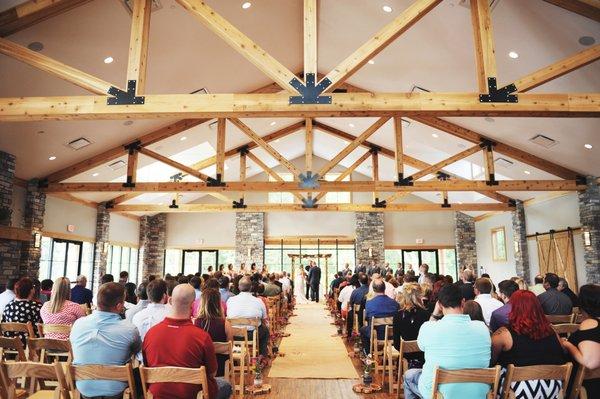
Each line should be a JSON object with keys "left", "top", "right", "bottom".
{"left": 542, "top": 0, "right": 600, "bottom": 23}
{"left": 470, "top": 0, "right": 497, "bottom": 93}
{"left": 126, "top": 0, "right": 152, "bottom": 94}
{"left": 320, "top": 0, "right": 442, "bottom": 92}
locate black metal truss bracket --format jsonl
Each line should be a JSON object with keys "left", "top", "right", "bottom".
{"left": 124, "top": 140, "right": 141, "bottom": 155}
{"left": 107, "top": 80, "right": 145, "bottom": 105}
{"left": 479, "top": 77, "right": 518, "bottom": 103}
{"left": 576, "top": 175, "right": 588, "bottom": 186}
{"left": 372, "top": 198, "right": 387, "bottom": 208}
{"left": 394, "top": 174, "right": 414, "bottom": 186}
{"left": 436, "top": 172, "right": 451, "bottom": 181}
{"left": 289, "top": 73, "right": 332, "bottom": 105}
{"left": 479, "top": 138, "right": 496, "bottom": 151}
{"left": 299, "top": 171, "right": 320, "bottom": 189}
{"left": 37, "top": 178, "right": 49, "bottom": 189}
{"left": 168, "top": 199, "right": 179, "bottom": 209}
{"left": 486, "top": 173, "right": 499, "bottom": 186}
{"left": 232, "top": 198, "right": 247, "bottom": 209}
{"left": 238, "top": 145, "right": 250, "bottom": 156}
{"left": 441, "top": 198, "right": 451, "bottom": 208}
{"left": 369, "top": 144, "right": 381, "bottom": 154}
{"left": 105, "top": 201, "right": 115, "bottom": 209}
{"left": 301, "top": 196, "right": 319, "bottom": 209}
{"left": 508, "top": 199, "right": 516, "bottom": 208}
{"left": 123, "top": 176, "right": 136, "bottom": 188}
{"left": 170, "top": 172, "right": 184, "bottom": 183}
{"left": 206, "top": 174, "right": 226, "bottom": 187}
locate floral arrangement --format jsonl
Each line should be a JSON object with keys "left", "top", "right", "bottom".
{"left": 251, "top": 355, "right": 269, "bottom": 378}
{"left": 362, "top": 353, "right": 375, "bottom": 375}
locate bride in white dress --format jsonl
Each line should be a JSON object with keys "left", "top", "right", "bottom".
{"left": 293, "top": 265, "right": 310, "bottom": 304}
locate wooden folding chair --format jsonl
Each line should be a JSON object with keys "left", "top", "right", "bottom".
{"left": 546, "top": 314, "right": 575, "bottom": 324}
{"left": 37, "top": 324, "right": 72, "bottom": 339}
{"left": 369, "top": 316, "right": 394, "bottom": 382}
{"left": 501, "top": 363, "right": 572, "bottom": 399}
{"left": 0, "top": 323, "right": 36, "bottom": 353}
{"left": 552, "top": 323, "right": 580, "bottom": 338}
{"left": 391, "top": 339, "right": 421, "bottom": 397}
{"left": 230, "top": 326, "right": 248, "bottom": 395}
{"left": 139, "top": 365, "right": 209, "bottom": 399}
{"left": 65, "top": 362, "right": 136, "bottom": 399}
{"left": 0, "top": 360, "right": 68, "bottom": 399}
{"left": 227, "top": 318, "right": 260, "bottom": 360}
{"left": 0, "top": 337, "right": 26, "bottom": 362}
{"left": 27, "top": 338, "right": 72, "bottom": 363}
{"left": 351, "top": 304, "right": 361, "bottom": 335}
{"left": 213, "top": 341, "right": 235, "bottom": 388}
{"left": 431, "top": 365, "right": 501, "bottom": 399}
{"left": 569, "top": 365, "right": 600, "bottom": 399}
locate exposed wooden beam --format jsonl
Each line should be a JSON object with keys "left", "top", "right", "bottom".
{"left": 110, "top": 193, "right": 142, "bottom": 206}
{"left": 482, "top": 143, "right": 495, "bottom": 182}
{"left": 43, "top": 179, "right": 585, "bottom": 193}
{"left": 393, "top": 117, "right": 404, "bottom": 181}
{"left": 2, "top": 92, "right": 597, "bottom": 122}
{"left": 47, "top": 192, "right": 97, "bottom": 209}
{"left": 543, "top": 0, "right": 600, "bottom": 23}
{"left": 470, "top": 0, "right": 497, "bottom": 92}
{"left": 111, "top": 202, "right": 514, "bottom": 213}
{"left": 313, "top": 149, "right": 371, "bottom": 203}
{"left": 126, "top": 0, "right": 152, "bottom": 94}
{"left": 320, "top": 0, "right": 442, "bottom": 91}
{"left": 305, "top": 118, "right": 314, "bottom": 173}
{"left": 216, "top": 118, "right": 226, "bottom": 180}
{"left": 175, "top": 0, "right": 299, "bottom": 93}
{"left": 137, "top": 147, "right": 212, "bottom": 182}
{"left": 245, "top": 151, "right": 305, "bottom": 203}
{"left": 229, "top": 118, "right": 302, "bottom": 177}
{"left": 125, "top": 148, "right": 139, "bottom": 187}
{"left": 411, "top": 116, "right": 580, "bottom": 180}
{"left": 0, "top": 37, "right": 121, "bottom": 95}
{"left": 0, "top": 0, "right": 91, "bottom": 37}
{"left": 304, "top": 0, "right": 318, "bottom": 78}
{"left": 0, "top": 225, "right": 32, "bottom": 241}
{"left": 317, "top": 117, "right": 389, "bottom": 177}
{"left": 239, "top": 149, "right": 247, "bottom": 202}
{"left": 372, "top": 148, "right": 379, "bottom": 203}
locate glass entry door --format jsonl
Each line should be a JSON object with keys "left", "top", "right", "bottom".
{"left": 182, "top": 250, "right": 219, "bottom": 274}
{"left": 402, "top": 249, "right": 439, "bottom": 274}
{"left": 49, "top": 240, "right": 83, "bottom": 281}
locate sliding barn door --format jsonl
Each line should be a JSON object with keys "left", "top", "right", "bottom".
{"left": 536, "top": 230, "right": 578, "bottom": 293}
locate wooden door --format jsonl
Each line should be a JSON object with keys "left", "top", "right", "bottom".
{"left": 536, "top": 230, "right": 578, "bottom": 293}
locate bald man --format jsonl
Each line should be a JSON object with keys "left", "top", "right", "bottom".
{"left": 143, "top": 284, "right": 232, "bottom": 399}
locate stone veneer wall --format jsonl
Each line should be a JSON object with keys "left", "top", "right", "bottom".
{"left": 235, "top": 212, "right": 264, "bottom": 267}
{"left": 139, "top": 213, "right": 167, "bottom": 279}
{"left": 578, "top": 176, "right": 600, "bottom": 284}
{"left": 355, "top": 212, "right": 384, "bottom": 267}
{"left": 92, "top": 203, "right": 110, "bottom": 292}
{"left": 511, "top": 200, "right": 531, "bottom": 283}
{"left": 20, "top": 180, "right": 46, "bottom": 277}
{"left": 0, "top": 151, "right": 22, "bottom": 286}
{"left": 454, "top": 211, "right": 477, "bottom": 274}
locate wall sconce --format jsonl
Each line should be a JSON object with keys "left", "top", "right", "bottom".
{"left": 368, "top": 247, "right": 373, "bottom": 258}
{"left": 583, "top": 230, "right": 592, "bottom": 247}
{"left": 33, "top": 232, "right": 41, "bottom": 248}
{"left": 513, "top": 239, "right": 519, "bottom": 254}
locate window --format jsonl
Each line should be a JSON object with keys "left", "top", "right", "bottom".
{"left": 268, "top": 173, "right": 294, "bottom": 204}
{"left": 164, "top": 249, "right": 182, "bottom": 276}
{"left": 324, "top": 173, "right": 351, "bottom": 204}
{"left": 491, "top": 227, "right": 507, "bottom": 261}
{"left": 218, "top": 250, "right": 235, "bottom": 268}
{"left": 39, "top": 237, "right": 94, "bottom": 288}
{"left": 107, "top": 245, "right": 140, "bottom": 284}
{"left": 384, "top": 248, "right": 458, "bottom": 280}
{"left": 163, "top": 249, "right": 220, "bottom": 275}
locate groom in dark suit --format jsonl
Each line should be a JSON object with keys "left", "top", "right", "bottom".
{"left": 308, "top": 262, "right": 322, "bottom": 302}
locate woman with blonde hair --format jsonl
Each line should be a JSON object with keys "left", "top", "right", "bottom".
{"left": 40, "top": 277, "right": 86, "bottom": 339}
{"left": 393, "top": 283, "right": 430, "bottom": 348}
{"left": 511, "top": 276, "right": 529, "bottom": 291}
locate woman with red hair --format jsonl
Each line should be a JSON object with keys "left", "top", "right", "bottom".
{"left": 491, "top": 290, "right": 567, "bottom": 398}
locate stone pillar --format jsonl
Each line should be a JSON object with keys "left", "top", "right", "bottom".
{"left": 139, "top": 213, "right": 167, "bottom": 279}
{"left": 235, "top": 212, "right": 264, "bottom": 267}
{"left": 454, "top": 212, "right": 477, "bottom": 274}
{"left": 578, "top": 176, "right": 600, "bottom": 284}
{"left": 20, "top": 180, "right": 46, "bottom": 277}
{"left": 355, "top": 212, "right": 384, "bottom": 267}
{"left": 0, "top": 151, "right": 21, "bottom": 286}
{"left": 511, "top": 200, "right": 531, "bottom": 283}
{"left": 92, "top": 203, "right": 110, "bottom": 292}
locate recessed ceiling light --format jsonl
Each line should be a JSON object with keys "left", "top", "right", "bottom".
{"left": 508, "top": 51, "right": 519, "bottom": 59}
{"left": 432, "top": 133, "right": 439, "bottom": 138}
{"left": 584, "top": 143, "right": 593, "bottom": 149}
{"left": 92, "top": 172, "right": 99, "bottom": 177}
{"left": 180, "top": 136, "right": 187, "bottom": 141}
{"left": 270, "top": 121, "right": 277, "bottom": 126}
{"left": 382, "top": 5, "right": 393, "bottom": 13}
{"left": 349, "top": 123, "right": 355, "bottom": 128}
{"left": 367, "top": 60, "right": 375, "bottom": 65}
{"left": 103, "top": 56, "right": 114, "bottom": 64}
{"left": 274, "top": 139, "right": 280, "bottom": 143}
{"left": 48, "top": 156, "right": 56, "bottom": 161}
{"left": 242, "top": 2, "right": 251, "bottom": 9}
{"left": 578, "top": 36, "right": 596, "bottom": 46}
{"left": 27, "top": 42, "right": 44, "bottom": 52}
{"left": 123, "top": 120, "right": 133, "bottom": 126}
{"left": 485, "top": 117, "right": 495, "bottom": 123}
{"left": 524, "top": 170, "right": 531, "bottom": 175}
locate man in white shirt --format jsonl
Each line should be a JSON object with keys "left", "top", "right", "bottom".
{"left": 227, "top": 277, "right": 269, "bottom": 356}
{"left": 278, "top": 272, "right": 291, "bottom": 294}
{"left": 417, "top": 264, "right": 429, "bottom": 284}
{"left": 132, "top": 279, "right": 170, "bottom": 347}
{"left": 0, "top": 278, "right": 17, "bottom": 316}
{"left": 529, "top": 275, "right": 546, "bottom": 296}
{"left": 474, "top": 277, "right": 503, "bottom": 326}
{"left": 125, "top": 282, "right": 149, "bottom": 321}
{"left": 368, "top": 273, "right": 396, "bottom": 300}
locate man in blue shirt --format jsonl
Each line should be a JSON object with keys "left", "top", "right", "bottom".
{"left": 219, "top": 276, "right": 234, "bottom": 303}
{"left": 71, "top": 282, "right": 141, "bottom": 398}
{"left": 346, "top": 273, "right": 369, "bottom": 337}
{"left": 360, "top": 278, "right": 399, "bottom": 352}
{"left": 70, "top": 275, "right": 93, "bottom": 307}
{"left": 403, "top": 284, "right": 491, "bottom": 399}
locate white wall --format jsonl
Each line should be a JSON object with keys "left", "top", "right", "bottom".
{"left": 266, "top": 212, "right": 355, "bottom": 237}
{"left": 166, "top": 213, "right": 236, "bottom": 248}
{"left": 43, "top": 196, "right": 97, "bottom": 240}
{"left": 475, "top": 212, "right": 516, "bottom": 284}
{"left": 108, "top": 213, "right": 140, "bottom": 247}
{"left": 385, "top": 212, "right": 455, "bottom": 247}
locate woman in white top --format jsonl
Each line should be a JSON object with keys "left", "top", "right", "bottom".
{"left": 338, "top": 274, "right": 360, "bottom": 319}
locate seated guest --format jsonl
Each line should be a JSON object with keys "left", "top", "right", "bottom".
{"left": 219, "top": 276, "right": 234, "bottom": 303}
{"left": 474, "top": 277, "right": 503, "bottom": 325}
{"left": 132, "top": 279, "right": 169, "bottom": 343}
{"left": 392, "top": 283, "right": 429, "bottom": 363}
{"left": 40, "top": 277, "right": 86, "bottom": 339}
{"left": 403, "top": 284, "right": 491, "bottom": 399}
{"left": 463, "top": 300, "right": 485, "bottom": 323}
{"left": 125, "top": 282, "right": 149, "bottom": 321}
{"left": 368, "top": 273, "right": 396, "bottom": 300}
{"left": 40, "top": 279, "right": 53, "bottom": 303}
{"left": 512, "top": 276, "right": 528, "bottom": 291}
{"left": 144, "top": 284, "right": 232, "bottom": 399}
{"left": 195, "top": 288, "right": 234, "bottom": 377}
{"left": 119, "top": 271, "right": 129, "bottom": 284}
{"left": 190, "top": 276, "right": 202, "bottom": 300}
{"left": 529, "top": 274, "right": 546, "bottom": 296}
{"left": 492, "top": 290, "right": 567, "bottom": 398}
{"left": 124, "top": 282, "right": 137, "bottom": 308}
{"left": 263, "top": 274, "right": 281, "bottom": 297}
{"left": 360, "top": 279, "right": 399, "bottom": 353}
{"left": 490, "top": 279, "right": 519, "bottom": 332}
{"left": 558, "top": 278, "right": 579, "bottom": 307}
{"left": 71, "top": 282, "right": 141, "bottom": 398}
{"left": 538, "top": 273, "right": 573, "bottom": 315}
{"left": 227, "top": 277, "right": 269, "bottom": 356}
{"left": 2, "top": 277, "right": 42, "bottom": 344}
{"left": 459, "top": 268, "right": 476, "bottom": 300}
{"left": 193, "top": 278, "right": 226, "bottom": 317}
{"left": 347, "top": 273, "right": 370, "bottom": 336}
{"left": 338, "top": 274, "right": 358, "bottom": 319}
{"left": 0, "top": 278, "right": 18, "bottom": 315}
{"left": 561, "top": 284, "right": 600, "bottom": 398}
{"left": 70, "top": 275, "right": 93, "bottom": 307}
{"left": 330, "top": 273, "right": 344, "bottom": 296}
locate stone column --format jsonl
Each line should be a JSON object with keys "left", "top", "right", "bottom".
{"left": 92, "top": 203, "right": 110, "bottom": 292}
{"left": 578, "top": 176, "right": 600, "bottom": 284}
{"left": 511, "top": 200, "right": 531, "bottom": 283}
{"left": 20, "top": 180, "right": 46, "bottom": 277}
{"left": 355, "top": 212, "right": 384, "bottom": 267}
{"left": 0, "top": 151, "right": 22, "bottom": 285}
{"left": 235, "top": 212, "right": 264, "bottom": 267}
{"left": 139, "top": 213, "right": 167, "bottom": 279}
{"left": 454, "top": 212, "right": 477, "bottom": 274}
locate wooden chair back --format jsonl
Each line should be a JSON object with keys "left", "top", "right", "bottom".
{"left": 27, "top": 337, "right": 72, "bottom": 362}
{"left": 0, "top": 337, "right": 26, "bottom": 362}
{"left": 551, "top": 323, "right": 580, "bottom": 338}
{"left": 37, "top": 323, "right": 72, "bottom": 338}
{"left": 66, "top": 362, "right": 136, "bottom": 398}
{"left": 546, "top": 314, "right": 575, "bottom": 324}
{"left": 228, "top": 318, "right": 260, "bottom": 359}
{"left": 213, "top": 341, "right": 234, "bottom": 385}
{"left": 0, "top": 322, "right": 35, "bottom": 340}
{"left": 431, "top": 366, "right": 501, "bottom": 399}
{"left": 139, "top": 366, "right": 208, "bottom": 399}
{"left": 230, "top": 327, "right": 248, "bottom": 396}
{"left": 369, "top": 316, "right": 394, "bottom": 355}
{"left": 352, "top": 304, "right": 361, "bottom": 334}
{"left": 502, "top": 363, "right": 572, "bottom": 399}
{"left": 393, "top": 339, "right": 421, "bottom": 397}
{"left": 0, "top": 360, "right": 68, "bottom": 397}
{"left": 568, "top": 366, "right": 600, "bottom": 399}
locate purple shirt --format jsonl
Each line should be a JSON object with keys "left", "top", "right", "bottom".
{"left": 489, "top": 302, "right": 511, "bottom": 332}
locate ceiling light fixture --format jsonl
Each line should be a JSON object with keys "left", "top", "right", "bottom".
{"left": 367, "top": 59, "right": 375, "bottom": 65}
{"left": 349, "top": 123, "right": 355, "bottom": 128}
{"left": 578, "top": 36, "right": 596, "bottom": 46}
{"left": 432, "top": 133, "right": 439, "bottom": 138}
{"left": 27, "top": 42, "right": 44, "bottom": 52}
{"left": 48, "top": 156, "right": 56, "bottom": 161}
{"left": 123, "top": 120, "right": 133, "bottom": 126}
{"left": 524, "top": 170, "right": 531, "bottom": 175}
{"left": 382, "top": 5, "right": 393, "bottom": 13}
{"left": 270, "top": 121, "right": 277, "bottom": 126}
{"left": 180, "top": 136, "right": 187, "bottom": 141}
{"left": 92, "top": 172, "right": 99, "bottom": 177}
{"left": 508, "top": 51, "right": 519, "bottom": 59}
{"left": 104, "top": 56, "right": 114, "bottom": 64}
{"left": 584, "top": 143, "right": 593, "bottom": 149}
{"left": 242, "top": 2, "right": 251, "bottom": 9}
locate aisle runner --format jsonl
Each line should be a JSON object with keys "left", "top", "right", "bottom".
{"left": 268, "top": 303, "right": 358, "bottom": 379}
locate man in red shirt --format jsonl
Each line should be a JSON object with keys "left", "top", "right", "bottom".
{"left": 143, "top": 283, "right": 232, "bottom": 399}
